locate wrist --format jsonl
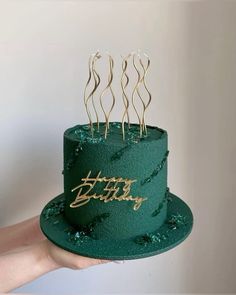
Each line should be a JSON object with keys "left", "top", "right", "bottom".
{"left": 0, "top": 240, "right": 60, "bottom": 293}
{"left": 36, "top": 240, "right": 60, "bottom": 275}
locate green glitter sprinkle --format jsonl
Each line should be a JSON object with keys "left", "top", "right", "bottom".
{"left": 141, "top": 151, "right": 169, "bottom": 185}
{"left": 111, "top": 122, "right": 122, "bottom": 129}
{"left": 166, "top": 213, "right": 187, "bottom": 230}
{"left": 151, "top": 188, "right": 170, "bottom": 217}
{"left": 134, "top": 232, "right": 167, "bottom": 246}
{"left": 82, "top": 124, "right": 91, "bottom": 131}
{"left": 64, "top": 126, "right": 104, "bottom": 172}
{"left": 42, "top": 199, "right": 65, "bottom": 220}
{"left": 65, "top": 212, "right": 111, "bottom": 245}
{"left": 86, "top": 136, "right": 104, "bottom": 144}
{"left": 66, "top": 228, "right": 90, "bottom": 245}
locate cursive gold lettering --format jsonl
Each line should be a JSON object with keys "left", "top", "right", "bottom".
{"left": 70, "top": 171, "right": 147, "bottom": 211}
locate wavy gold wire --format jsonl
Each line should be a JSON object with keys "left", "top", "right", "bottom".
{"left": 138, "top": 53, "right": 151, "bottom": 135}
{"left": 99, "top": 54, "right": 115, "bottom": 139}
{"left": 131, "top": 52, "right": 146, "bottom": 137}
{"left": 84, "top": 54, "right": 93, "bottom": 135}
{"left": 121, "top": 54, "right": 131, "bottom": 140}
{"left": 84, "top": 51, "right": 151, "bottom": 140}
{"left": 91, "top": 53, "right": 101, "bottom": 131}
{"left": 84, "top": 52, "right": 101, "bottom": 136}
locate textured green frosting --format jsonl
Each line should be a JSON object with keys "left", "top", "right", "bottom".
{"left": 63, "top": 122, "right": 168, "bottom": 240}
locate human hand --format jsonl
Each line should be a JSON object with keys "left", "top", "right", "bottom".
{"left": 43, "top": 240, "right": 111, "bottom": 270}
{"left": 0, "top": 216, "right": 113, "bottom": 292}
{"left": 0, "top": 216, "right": 45, "bottom": 254}
{"left": 0, "top": 239, "right": 111, "bottom": 293}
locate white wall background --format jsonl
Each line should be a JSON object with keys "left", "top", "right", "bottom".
{"left": 0, "top": 0, "right": 236, "bottom": 293}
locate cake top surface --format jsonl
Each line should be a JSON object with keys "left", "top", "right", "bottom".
{"left": 64, "top": 122, "right": 166, "bottom": 147}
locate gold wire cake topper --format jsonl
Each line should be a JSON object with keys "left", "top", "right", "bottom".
{"left": 83, "top": 51, "right": 152, "bottom": 140}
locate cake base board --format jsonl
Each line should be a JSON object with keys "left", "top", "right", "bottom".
{"left": 40, "top": 193, "right": 193, "bottom": 260}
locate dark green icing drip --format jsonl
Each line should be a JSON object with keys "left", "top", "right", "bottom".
{"left": 65, "top": 213, "right": 111, "bottom": 245}
{"left": 141, "top": 151, "right": 169, "bottom": 185}
{"left": 42, "top": 198, "right": 65, "bottom": 220}
{"left": 134, "top": 212, "right": 188, "bottom": 246}
{"left": 151, "top": 187, "right": 170, "bottom": 217}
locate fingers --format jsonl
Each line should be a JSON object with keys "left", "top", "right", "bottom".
{"left": 46, "top": 240, "right": 123, "bottom": 270}
{"left": 70, "top": 256, "right": 111, "bottom": 269}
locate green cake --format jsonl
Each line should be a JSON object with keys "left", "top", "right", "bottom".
{"left": 40, "top": 52, "right": 193, "bottom": 259}
{"left": 64, "top": 122, "right": 168, "bottom": 239}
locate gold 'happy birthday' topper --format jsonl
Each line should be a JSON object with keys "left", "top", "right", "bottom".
{"left": 83, "top": 51, "right": 152, "bottom": 140}
{"left": 70, "top": 171, "right": 147, "bottom": 211}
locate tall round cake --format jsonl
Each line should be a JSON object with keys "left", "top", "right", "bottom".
{"left": 40, "top": 121, "right": 192, "bottom": 259}
{"left": 63, "top": 122, "right": 168, "bottom": 240}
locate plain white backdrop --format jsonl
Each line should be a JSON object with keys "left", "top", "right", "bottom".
{"left": 0, "top": 0, "right": 236, "bottom": 293}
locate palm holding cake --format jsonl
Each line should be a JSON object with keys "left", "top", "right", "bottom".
{"left": 40, "top": 52, "right": 193, "bottom": 259}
